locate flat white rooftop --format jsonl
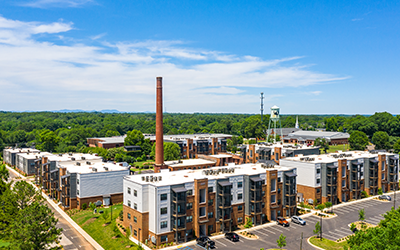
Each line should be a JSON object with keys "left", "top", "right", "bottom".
{"left": 283, "top": 151, "right": 398, "bottom": 164}
{"left": 60, "top": 161, "right": 129, "bottom": 174}
{"left": 5, "top": 148, "right": 40, "bottom": 153}
{"left": 47, "top": 153, "right": 103, "bottom": 162}
{"left": 17, "top": 152, "right": 52, "bottom": 159}
{"left": 165, "top": 159, "right": 216, "bottom": 167}
{"left": 125, "top": 163, "right": 294, "bottom": 187}
{"left": 208, "top": 154, "right": 233, "bottom": 158}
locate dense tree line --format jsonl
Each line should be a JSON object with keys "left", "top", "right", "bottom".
{"left": 0, "top": 111, "right": 399, "bottom": 156}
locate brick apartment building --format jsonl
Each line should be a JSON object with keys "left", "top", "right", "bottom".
{"left": 3, "top": 148, "right": 41, "bottom": 168}
{"left": 280, "top": 151, "right": 399, "bottom": 205}
{"left": 122, "top": 163, "right": 297, "bottom": 246}
{"left": 240, "top": 143, "right": 320, "bottom": 165}
{"left": 36, "top": 153, "right": 130, "bottom": 210}
{"left": 165, "top": 154, "right": 243, "bottom": 172}
{"left": 283, "top": 131, "right": 350, "bottom": 145}
{"left": 87, "top": 133, "right": 231, "bottom": 159}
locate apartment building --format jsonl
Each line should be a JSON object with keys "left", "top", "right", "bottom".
{"left": 283, "top": 130, "right": 350, "bottom": 145}
{"left": 280, "top": 151, "right": 399, "bottom": 205}
{"left": 240, "top": 143, "right": 320, "bottom": 165}
{"left": 3, "top": 147, "right": 40, "bottom": 167}
{"left": 165, "top": 154, "right": 242, "bottom": 171}
{"left": 122, "top": 163, "right": 297, "bottom": 246}
{"left": 16, "top": 151, "right": 52, "bottom": 176}
{"left": 87, "top": 133, "right": 231, "bottom": 158}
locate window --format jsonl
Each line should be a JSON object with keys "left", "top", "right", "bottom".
{"left": 342, "top": 167, "right": 346, "bottom": 177}
{"left": 134, "top": 190, "right": 137, "bottom": 197}
{"left": 208, "top": 187, "right": 213, "bottom": 193}
{"left": 342, "top": 180, "right": 346, "bottom": 187}
{"left": 208, "top": 212, "right": 214, "bottom": 218}
{"left": 382, "top": 173, "right": 385, "bottom": 180}
{"left": 127, "top": 187, "right": 131, "bottom": 194}
{"left": 77, "top": 200, "right": 79, "bottom": 206}
{"left": 77, "top": 179, "right": 79, "bottom": 184}
{"left": 199, "top": 189, "right": 206, "bottom": 203}
{"left": 208, "top": 199, "right": 213, "bottom": 206}
{"left": 316, "top": 179, "right": 321, "bottom": 185}
{"left": 237, "top": 193, "right": 243, "bottom": 200}
{"left": 77, "top": 190, "right": 79, "bottom": 195}
{"left": 187, "top": 202, "right": 193, "bottom": 210}
{"left": 161, "top": 193, "right": 167, "bottom": 201}
{"left": 238, "top": 205, "right": 243, "bottom": 211}
{"left": 161, "top": 235, "right": 168, "bottom": 242}
{"left": 134, "top": 216, "right": 137, "bottom": 223}
{"left": 160, "top": 207, "right": 167, "bottom": 215}
{"left": 134, "top": 230, "right": 137, "bottom": 236}
{"left": 382, "top": 162, "right": 385, "bottom": 171}
{"left": 262, "top": 202, "right": 265, "bottom": 208}
{"left": 208, "top": 225, "right": 213, "bottom": 233}
{"left": 316, "top": 188, "right": 320, "bottom": 193}
{"left": 238, "top": 217, "right": 243, "bottom": 223}
{"left": 271, "top": 179, "right": 276, "bottom": 192}
{"left": 160, "top": 221, "right": 168, "bottom": 229}
{"left": 186, "top": 216, "right": 193, "bottom": 222}
{"left": 127, "top": 213, "right": 131, "bottom": 219}
{"left": 271, "top": 194, "right": 276, "bottom": 203}
{"left": 187, "top": 189, "right": 193, "bottom": 196}
{"left": 238, "top": 181, "right": 243, "bottom": 188}
{"left": 199, "top": 207, "right": 206, "bottom": 217}
{"left": 128, "top": 200, "right": 131, "bottom": 207}
{"left": 134, "top": 203, "right": 137, "bottom": 210}
{"left": 316, "top": 168, "right": 321, "bottom": 174}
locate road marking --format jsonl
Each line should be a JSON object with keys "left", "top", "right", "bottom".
{"left": 270, "top": 227, "right": 283, "bottom": 232}
{"left": 222, "top": 238, "right": 235, "bottom": 244}
{"left": 330, "top": 230, "right": 348, "bottom": 238}
{"left": 216, "top": 240, "right": 227, "bottom": 247}
{"left": 262, "top": 228, "right": 276, "bottom": 234}
{"left": 255, "top": 230, "right": 269, "bottom": 237}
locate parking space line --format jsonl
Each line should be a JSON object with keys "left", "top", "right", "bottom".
{"left": 215, "top": 240, "right": 227, "bottom": 247}
{"left": 262, "top": 228, "right": 276, "bottom": 234}
{"left": 222, "top": 238, "right": 235, "bottom": 244}
{"left": 323, "top": 234, "right": 338, "bottom": 241}
{"left": 255, "top": 230, "right": 269, "bottom": 237}
{"left": 331, "top": 230, "right": 349, "bottom": 238}
{"left": 305, "top": 216, "right": 320, "bottom": 222}
{"left": 270, "top": 227, "right": 283, "bottom": 232}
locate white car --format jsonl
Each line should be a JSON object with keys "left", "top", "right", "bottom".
{"left": 291, "top": 216, "right": 306, "bottom": 225}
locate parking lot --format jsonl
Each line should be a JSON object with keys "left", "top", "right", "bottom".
{"left": 182, "top": 193, "right": 400, "bottom": 250}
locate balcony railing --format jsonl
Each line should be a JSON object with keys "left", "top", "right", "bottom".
{"left": 219, "top": 214, "right": 231, "bottom": 221}
{"left": 172, "top": 224, "right": 186, "bottom": 231}
{"left": 219, "top": 202, "right": 231, "bottom": 209}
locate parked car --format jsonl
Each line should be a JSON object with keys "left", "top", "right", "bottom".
{"left": 291, "top": 216, "right": 306, "bottom": 225}
{"left": 196, "top": 236, "right": 215, "bottom": 248}
{"left": 225, "top": 232, "right": 239, "bottom": 242}
{"left": 379, "top": 195, "right": 392, "bottom": 201}
{"left": 277, "top": 216, "right": 289, "bottom": 227}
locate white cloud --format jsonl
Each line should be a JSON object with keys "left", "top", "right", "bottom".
{"left": 20, "top": 0, "right": 94, "bottom": 8}
{"left": 311, "top": 91, "right": 322, "bottom": 95}
{"left": 352, "top": 18, "right": 364, "bottom": 21}
{"left": 0, "top": 16, "right": 348, "bottom": 113}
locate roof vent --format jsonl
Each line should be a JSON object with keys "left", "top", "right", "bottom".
{"left": 69, "top": 153, "right": 73, "bottom": 156}
{"left": 86, "top": 161, "right": 91, "bottom": 165}
{"left": 104, "top": 167, "right": 109, "bottom": 171}
{"left": 92, "top": 167, "right": 97, "bottom": 172}
{"left": 71, "top": 157, "right": 75, "bottom": 161}
{"left": 76, "top": 162, "right": 81, "bottom": 166}
{"left": 142, "top": 176, "right": 145, "bottom": 181}
{"left": 159, "top": 176, "right": 162, "bottom": 181}
{"left": 81, "top": 156, "right": 86, "bottom": 160}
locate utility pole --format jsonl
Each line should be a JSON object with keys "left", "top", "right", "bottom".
{"left": 300, "top": 232, "right": 303, "bottom": 250}
{"left": 320, "top": 213, "right": 323, "bottom": 239}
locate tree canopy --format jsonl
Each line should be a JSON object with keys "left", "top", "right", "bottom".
{"left": 349, "top": 131, "right": 369, "bottom": 150}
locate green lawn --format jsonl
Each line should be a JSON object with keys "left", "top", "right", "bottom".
{"left": 130, "top": 161, "right": 154, "bottom": 172}
{"left": 309, "top": 236, "right": 348, "bottom": 250}
{"left": 71, "top": 204, "right": 137, "bottom": 250}
{"left": 321, "top": 144, "right": 350, "bottom": 154}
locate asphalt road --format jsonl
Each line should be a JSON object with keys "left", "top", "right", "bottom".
{"left": 8, "top": 169, "right": 94, "bottom": 250}
{"left": 185, "top": 196, "right": 399, "bottom": 250}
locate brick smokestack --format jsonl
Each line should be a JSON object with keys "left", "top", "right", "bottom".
{"left": 155, "top": 77, "right": 164, "bottom": 172}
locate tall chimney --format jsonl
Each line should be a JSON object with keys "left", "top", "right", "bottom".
{"left": 155, "top": 77, "right": 164, "bottom": 172}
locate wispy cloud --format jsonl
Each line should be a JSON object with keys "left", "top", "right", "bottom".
{"left": 311, "top": 91, "right": 322, "bottom": 95}
{"left": 352, "top": 18, "right": 364, "bottom": 22}
{"left": 20, "top": 0, "right": 94, "bottom": 8}
{"left": 0, "top": 16, "right": 349, "bottom": 112}
{"left": 90, "top": 33, "right": 106, "bottom": 40}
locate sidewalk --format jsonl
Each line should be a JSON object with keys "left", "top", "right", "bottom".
{"left": 5, "top": 165, "right": 104, "bottom": 250}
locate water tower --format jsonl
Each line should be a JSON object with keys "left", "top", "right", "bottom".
{"left": 267, "top": 105, "right": 283, "bottom": 143}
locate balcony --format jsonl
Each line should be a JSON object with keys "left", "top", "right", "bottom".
{"left": 250, "top": 208, "right": 262, "bottom": 215}
{"left": 285, "top": 192, "right": 296, "bottom": 197}
{"left": 327, "top": 181, "right": 337, "bottom": 186}
{"left": 327, "top": 172, "right": 336, "bottom": 177}
{"left": 172, "top": 222, "right": 186, "bottom": 231}
{"left": 251, "top": 184, "right": 262, "bottom": 191}
{"left": 172, "top": 210, "right": 186, "bottom": 217}
{"left": 61, "top": 192, "right": 70, "bottom": 198}
{"left": 219, "top": 202, "right": 231, "bottom": 209}
{"left": 219, "top": 214, "right": 231, "bottom": 222}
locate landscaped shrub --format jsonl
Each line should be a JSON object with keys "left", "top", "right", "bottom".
{"left": 82, "top": 203, "right": 87, "bottom": 210}
{"left": 119, "top": 210, "right": 123, "bottom": 221}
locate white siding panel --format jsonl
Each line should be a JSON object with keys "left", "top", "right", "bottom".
{"left": 280, "top": 160, "right": 316, "bottom": 187}
{"left": 78, "top": 170, "right": 129, "bottom": 198}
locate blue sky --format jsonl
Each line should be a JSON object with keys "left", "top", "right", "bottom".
{"left": 0, "top": 0, "right": 399, "bottom": 114}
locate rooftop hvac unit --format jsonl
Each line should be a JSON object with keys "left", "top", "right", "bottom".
{"left": 154, "top": 176, "right": 158, "bottom": 181}
{"left": 146, "top": 176, "right": 149, "bottom": 182}
{"left": 206, "top": 170, "right": 210, "bottom": 175}
{"left": 86, "top": 161, "right": 91, "bottom": 165}
{"left": 71, "top": 157, "right": 75, "bottom": 161}
{"left": 92, "top": 167, "right": 97, "bottom": 172}
{"left": 69, "top": 153, "right": 73, "bottom": 156}
{"left": 159, "top": 176, "right": 162, "bottom": 181}
{"left": 150, "top": 176, "right": 154, "bottom": 182}
{"left": 81, "top": 157, "right": 86, "bottom": 160}
{"left": 203, "top": 170, "right": 207, "bottom": 175}
{"left": 76, "top": 162, "right": 81, "bottom": 166}
{"left": 104, "top": 167, "right": 109, "bottom": 171}
{"left": 142, "top": 176, "right": 145, "bottom": 181}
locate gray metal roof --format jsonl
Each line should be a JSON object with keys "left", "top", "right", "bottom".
{"left": 283, "top": 130, "right": 350, "bottom": 141}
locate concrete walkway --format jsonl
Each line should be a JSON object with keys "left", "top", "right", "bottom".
{"left": 5, "top": 165, "right": 104, "bottom": 250}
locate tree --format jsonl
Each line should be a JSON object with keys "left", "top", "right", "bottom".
{"left": 372, "top": 131, "right": 390, "bottom": 150}
{"left": 324, "top": 202, "right": 332, "bottom": 213}
{"left": 102, "top": 209, "right": 110, "bottom": 222}
{"left": 359, "top": 208, "right": 365, "bottom": 223}
{"left": 244, "top": 217, "right": 253, "bottom": 228}
{"left": 313, "top": 221, "right": 321, "bottom": 238}
{"left": 378, "top": 188, "right": 383, "bottom": 195}
{"left": 124, "top": 129, "right": 144, "bottom": 146}
{"left": 10, "top": 201, "right": 62, "bottom": 250}
{"left": 89, "top": 202, "right": 96, "bottom": 211}
{"left": 393, "top": 138, "right": 400, "bottom": 154}
{"left": 276, "top": 234, "right": 286, "bottom": 249}
{"left": 36, "top": 130, "right": 60, "bottom": 152}
{"left": 0, "top": 164, "right": 10, "bottom": 195}
{"left": 347, "top": 207, "right": 400, "bottom": 249}
{"left": 349, "top": 131, "right": 369, "bottom": 150}
{"left": 314, "top": 137, "right": 329, "bottom": 153}
{"left": 150, "top": 142, "right": 181, "bottom": 161}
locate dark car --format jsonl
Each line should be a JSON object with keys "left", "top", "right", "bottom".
{"left": 277, "top": 216, "right": 289, "bottom": 227}
{"left": 196, "top": 236, "right": 215, "bottom": 248}
{"left": 379, "top": 195, "right": 392, "bottom": 201}
{"left": 225, "top": 232, "right": 239, "bottom": 242}
{"left": 291, "top": 216, "right": 306, "bottom": 225}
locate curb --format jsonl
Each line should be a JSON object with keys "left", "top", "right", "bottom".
{"left": 307, "top": 236, "right": 325, "bottom": 250}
